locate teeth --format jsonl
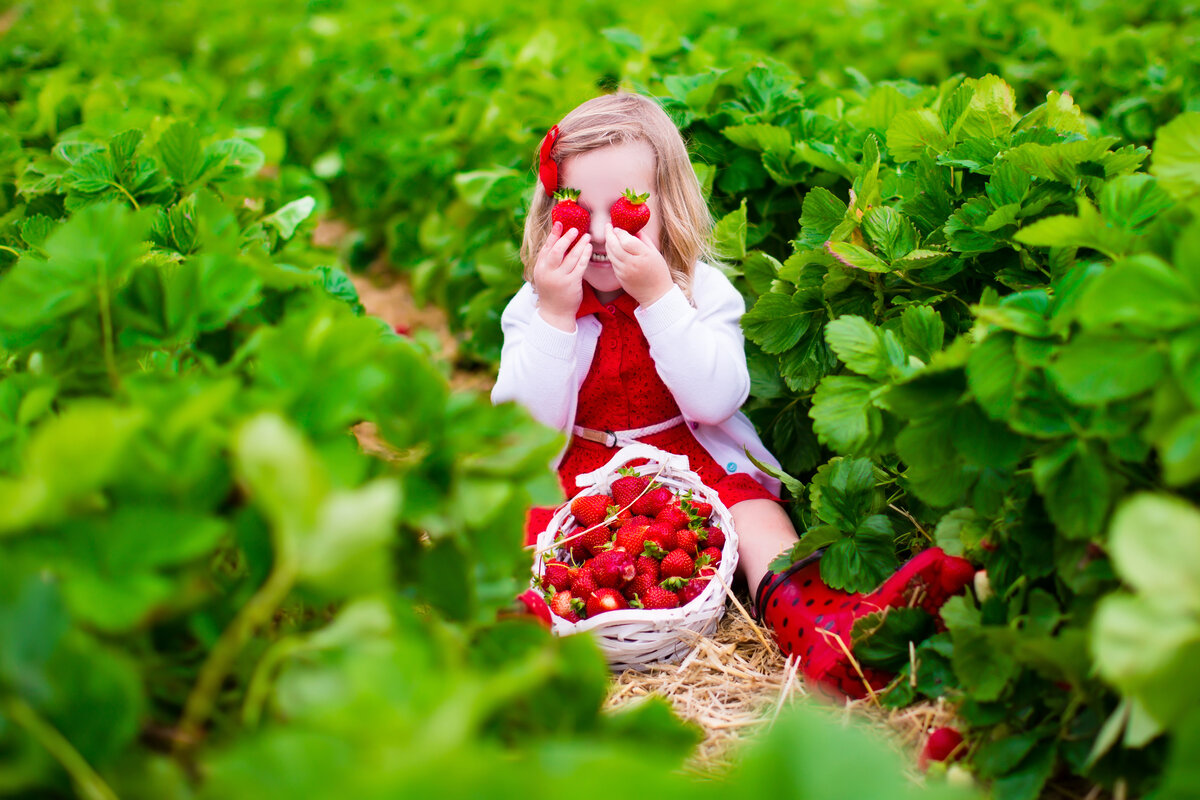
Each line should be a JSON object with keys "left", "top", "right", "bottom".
{"left": 591, "top": 254, "right": 608, "bottom": 262}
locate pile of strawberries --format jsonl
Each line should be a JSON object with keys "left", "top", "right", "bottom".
{"left": 539, "top": 468, "right": 727, "bottom": 623}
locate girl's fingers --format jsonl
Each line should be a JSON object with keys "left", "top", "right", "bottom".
{"left": 547, "top": 228, "right": 585, "bottom": 266}
{"left": 568, "top": 239, "right": 593, "bottom": 277}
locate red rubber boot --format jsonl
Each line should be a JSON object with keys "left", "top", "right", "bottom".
{"left": 755, "top": 548, "right": 975, "bottom": 700}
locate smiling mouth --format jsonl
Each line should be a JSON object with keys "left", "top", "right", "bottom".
{"left": 590, "top": 253, "right": 609, "bottom": 263}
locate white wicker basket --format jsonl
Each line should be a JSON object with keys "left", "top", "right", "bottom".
{"left": 532, "top": 443, "right": 740, "bottom": 672}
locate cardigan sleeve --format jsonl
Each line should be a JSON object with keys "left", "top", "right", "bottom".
{"left": 635, "top": 265, "right": 750, "bottom": 425}
{"left": 490, "top": 283, "right": 578, "bottom": 431}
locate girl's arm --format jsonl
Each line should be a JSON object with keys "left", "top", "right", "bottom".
{"left": 491, "top": 283, "right": 578, "bottom": 430}
{"left": 636, "top": 265, "right": 750, "bottom": 425}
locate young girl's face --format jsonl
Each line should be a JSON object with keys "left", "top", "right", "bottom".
{"left": 558, "top": 139, "right": 662, "bottom": 296}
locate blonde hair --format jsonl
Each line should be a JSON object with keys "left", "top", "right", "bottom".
{"left": 520, "top": 93, "right": 714, "bottom": 299}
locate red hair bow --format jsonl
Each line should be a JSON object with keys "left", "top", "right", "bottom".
{"left": 538, "top": 125, "right": 559, "bottom": 196}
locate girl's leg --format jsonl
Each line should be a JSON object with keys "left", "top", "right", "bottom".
{"left": 729, "top": 498, "right": 799, "bottom": 594}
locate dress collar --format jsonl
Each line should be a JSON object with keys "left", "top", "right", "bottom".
{"left": 576, "top": 284, "right": 638, "bottom": 319}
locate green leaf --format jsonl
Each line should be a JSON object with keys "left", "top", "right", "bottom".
{"left": 821, "top": 520, "right": 897, "bottom": 593}
{"left": 796, "top": 187, "right": 847, "bottom": 251}
{"left": 1048, "top": 333, "right": 1166, "bottom": 405}
{"left": 1015, "top": 197, "right": 1134, "bottom": 258}
{"left": 722, "top": 124, "right": 793, "bottom": 156}
{"left": 952, "top": 627, "right": 1017, "bottom": 702}
{"left": 953, "top": 75, "right": 1017, "bottom": 140}
{"left": 0, "top": 202, "right": 152, "bottom": 335}
{"left": 742, "top": 291, "right": 815, "bottom": 355}
{"left": 1109, "top": 493, "right": 1200, "bottom": 613}
{"left": 1099, "top": 174, "right": 1174, "bottom": 233}
{"left": 852, "top": 607, "right": 935, "bottom": 670}
{"left": 860, "top": 207, "right": 917, "bottom": 262}
{"left": 1077, "top": 254, "right": 1200, "bottom": 332}
{"left": 1150, "top": 111, "right": 1200, "bottom": 200}
{"left": 900, "top": 306, "right": 944, "bottom": 363}
{"left": 265, "top": 196, "right": 317, "bottom": 240}
{"left": 824, "top": 241, "right": 889, "bottom": 273}
{"left": 1017, "top": 90, "right": 1088, "bottom": 136}
{"left": 712, "top": 199, "right": 747, "bottom": 261}
{"left": 209, "top": 138, "right": 265, "bottom": 181}
{"left": 810, "top": 376, "right": 886, "bottom": 454}
{"left": 740, "top": 251, "right": 782, "bottom": 296}
{"left": 1159, "top": 412, "right": 1200, "bottom": 487}
{"left": 886, "top": 108, "right": 951, "bottom": 162}
{"left": 159, "top": 120, "right": 209, "bottom": 186}
{"left": 811, "top": 456, "right": 879, "bottom": 531}
{"left": 824, "top": 316, "right": 905, "bottom": 380}
{"left": 1031, "top": 440, "right": 1111, "bottom": 540}
{"left": 968, "top": 332, "right": 1020, "bottom": 419}
{"left": 934, "top": 508, "right": 989, "bottom": 557}
{"left": 974, "top": 290, "right": 1051, "bottom": 338}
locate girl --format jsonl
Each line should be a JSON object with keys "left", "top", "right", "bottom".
{"left": 494, "top": 93, "right": 973, "bottom": 699}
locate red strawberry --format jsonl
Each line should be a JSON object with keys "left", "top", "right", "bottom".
{"left": 550, "top": 590, "right": 583, "bottom": 623}
{"left": 580, "top": 524, "right": 613, "bottom": 556}
{"left": 551, "top": 188, "right": 590, "bottom": 239}
{"left": 566, "top": 539, "right": 589, "bottom": 563}
{"left": 610, "top": 469, "right": 649, "bottom": 509}
{"left": 614, "top": 518, "right": 652, "bottom": 556}
{"left": 570, "top": 570, "right": 598, "bottom": 600}
{"left": 661, "top": 549, "right": 695, "bottom": 580}
{"left": 590, "top": 549, "right": 635, "bottom": 588}
{"left": 699, "top": 546, "right": 722, "bottom": 566}
{"left": 701, "top": 525, "right": 725, "bottom": 551}
{"left": 655, "top": 501, "right": 692, "bottom": 532}
{"left": 625, "top": 572, "right": 657, "bottom": 601}
{"left": 607, "top": 504, "right": 632, "bottom": 529}
{"left": 674, "top": 528, "right": 699, "bottom": 557}
{"left": 631, "top": 484, "right": 672, "bottom": 516}
{"left": 643, "top": 521, "right": 677, "bottom": 555}
{"left": 541, "top": 561, "right": 573, "bottom": 593}
{"left": 683, "top": 494, "right": 713, "bottom": 520}
{"left": 586, "top": 588, "right": 628, "bottom": 617}
{"left": 570, "top": 494, "right": 611, "bottom": 528}
{"left": 639, "top": 585, "right": 680, "bottom": 610}
{"left": 610, "top": 188, "right": 650, "bottom": 235}
{"left": 515, "top": 589, "right": 553, "bottom": 626}
{"left": 635, "top": 555, "right": 660, "bottom": 580}
{"left": 918, "top": 727, "right": 964, "bottom": 769}
{"left": 677, "top": 578, "right": 708, "bottom": 606}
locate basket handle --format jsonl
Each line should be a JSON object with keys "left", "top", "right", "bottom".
{"left": 575, "top": 443, "right": 690, "bottom": 489}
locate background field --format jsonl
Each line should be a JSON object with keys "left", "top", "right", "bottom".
{"left": 1, "top": 2, "right": 1198, "bottom": 798}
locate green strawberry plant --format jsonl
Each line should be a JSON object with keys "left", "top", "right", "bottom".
{"left": 0, "top": 110, "right": 977, "bottom": 800}
{"left": 5, "top": 0, "right": 1198, "bottom": 367}
{"left": 712, "top": 62, "right": 1200, "bottom": 798}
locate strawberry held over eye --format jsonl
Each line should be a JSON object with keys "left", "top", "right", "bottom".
{"left": 551, "top": 188, "right": 590, "bottom": 238}
{"left": 611, "top": 189, "right": 651, "bottom": 234}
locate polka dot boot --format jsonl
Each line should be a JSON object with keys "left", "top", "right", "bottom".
{"left": 754, "top": 547, "right": 975, "bottom": 700}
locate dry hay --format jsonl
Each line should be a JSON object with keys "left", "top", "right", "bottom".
{"left": 603, "top": 593, "right": 961, "bottom": 782}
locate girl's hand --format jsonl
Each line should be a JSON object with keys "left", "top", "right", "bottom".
{"left": 532, "top": 221, "right": 592, "bottom": 331}
{"left": 606, "top": 224, "right": 674, "bottom": 307}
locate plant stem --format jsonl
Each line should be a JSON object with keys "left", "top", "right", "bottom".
{"left": 0, "top": 245, "right": 21, "bottom": 258}
{"left": 96, "top": 265, "right": 120, "bottom": 392}
{"left": 175, "top": 554, "right": 298, "bottom": 752}
{"left": 0, "top": 694, "right": 120, "bottom": 800}
{"left": 106, "top": 181, "right": 140, "bottom": 210}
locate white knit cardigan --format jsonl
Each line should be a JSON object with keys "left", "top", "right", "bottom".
{"left": 491, "top": 262, "right": 783, "bottom": 496}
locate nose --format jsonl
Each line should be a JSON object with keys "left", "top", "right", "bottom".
{"left": 588, "top": 207, "right": 608, "bottom": 244}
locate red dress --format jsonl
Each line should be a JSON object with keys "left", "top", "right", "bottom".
{"left": 524, "top": 286, "right": 778, "bottom": 544}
